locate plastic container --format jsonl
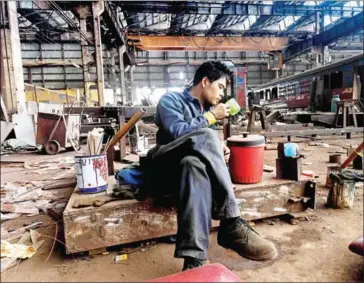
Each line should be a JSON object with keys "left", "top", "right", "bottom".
{"left": 225, "top": 98, "right": 241, "bottom": 116}
{"left": 331, "top": 94, "right": 340, "bottom": 113}
{"left": 284, "top": 143, "right": 299, "bottom": 157}
{"left": 227, "top": 132, "right": 265, "bottom": 184}
{"left": 74, "top": 154, "right": 108, "bottom": 194}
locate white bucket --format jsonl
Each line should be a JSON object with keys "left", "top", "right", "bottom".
{"left": 74, "top": 154, "right": 108, "bottom": 194}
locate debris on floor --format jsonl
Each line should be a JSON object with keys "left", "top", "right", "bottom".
{"left": 114, "top": 254, "right": 128, "bottom": 263}
{"left": 1, "top": 180, "right": 73, "bottom": 221}
{"left": 1, "top": 139, "right": 39, "bottom": 153}
{"left": 1, "top": 230, "right": 45, "bottom": 272}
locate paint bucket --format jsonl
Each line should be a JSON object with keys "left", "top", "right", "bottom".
{"left": 74, "top": 154, "right": 108, "bottom": 194}
{"left": 325, "top": 164, "right": 340, "bottom": 188}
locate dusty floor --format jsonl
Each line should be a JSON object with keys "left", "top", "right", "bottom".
{"left": 1, "top": 134, "right": 363, "bottom": 282}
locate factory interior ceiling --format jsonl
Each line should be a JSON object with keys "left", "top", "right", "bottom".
{"left": 13, "top": 1, "right": 364, "bottom": 59}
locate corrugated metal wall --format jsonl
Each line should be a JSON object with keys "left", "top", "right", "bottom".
{"left": 21, "top": 42, "right": 360, "bottom": 90}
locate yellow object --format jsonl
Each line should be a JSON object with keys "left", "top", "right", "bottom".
{"left": 204, "top": 111, "right": 217, "bottom": 125}
{"left": 114, "top": 254, "right": 128, "bottom": 263}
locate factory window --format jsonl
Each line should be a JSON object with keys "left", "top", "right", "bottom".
{"left": 272, "top": 87, "right": 278, "bottom": 100}
{"left": 324, "top": 74, "right": 330, "bottom": 89}
{"left": 330, "top": 71, "right": 343, "bottom": 89}
{"left": 265, "top": 89, "right": 271, "bottom": 101}
{"left": 260, "top": 91, "right": 264, "bottom": 100}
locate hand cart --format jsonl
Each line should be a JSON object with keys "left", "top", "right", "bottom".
{"left": 36, "top": 102, "right": 85, "bottom": 155}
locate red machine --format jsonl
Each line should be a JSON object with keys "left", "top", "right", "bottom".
{"left": 349, "top": 235, "right": 364, "bottom": 256}
{"left": 150, "top": 263, "right": 241, "bottom": 282}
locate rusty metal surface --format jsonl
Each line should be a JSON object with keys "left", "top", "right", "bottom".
{"left": 261, "top": 127, "right": 364, "bottom": 138}
{"left": 36, "top": 113, "right": 66, "bottom": 147}
{"left": 63, "top": 176, "right": 316, "bottom": 254}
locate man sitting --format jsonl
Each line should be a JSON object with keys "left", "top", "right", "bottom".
{"left": 145, "top": 61, "right": 277, "bottom": 271}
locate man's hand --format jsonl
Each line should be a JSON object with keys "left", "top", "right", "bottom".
{"left": 210, "top": 103, "right": 230, "bottom": 120}
{"left": 221, "top": 142, "right": 230, "bottom": 164}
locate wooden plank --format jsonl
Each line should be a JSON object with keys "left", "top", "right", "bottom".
{"left": 63, "top": 176, "right": 316, "bottom": 254}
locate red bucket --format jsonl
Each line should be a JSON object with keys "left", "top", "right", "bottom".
{"left": 227, "top": 133, "right": 265, "bottom": 184}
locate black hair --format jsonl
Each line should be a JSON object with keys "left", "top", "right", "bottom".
{"left": 192, "top": 61, "right": 233, "bottom": 86}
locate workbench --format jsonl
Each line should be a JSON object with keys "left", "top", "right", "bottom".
{"left": 63, "top": 174, "right": 316, "bottom": 254}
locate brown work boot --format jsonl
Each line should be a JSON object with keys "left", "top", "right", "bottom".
{"left": 218, "top": 217, "right": 277, "bottom": 261}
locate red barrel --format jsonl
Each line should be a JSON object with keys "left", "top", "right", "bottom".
{"left": 227, "top": 133, "right": 265, "bottom": 184}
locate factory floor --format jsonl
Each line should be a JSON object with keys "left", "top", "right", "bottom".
{"left": 1, "top": 134, "right": 363, "bottom": 282}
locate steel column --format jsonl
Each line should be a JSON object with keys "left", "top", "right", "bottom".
{"left": 118, "top": 45, "right": 126, "bottom": 104}
{"left": 80, "top": 17, "right": 89, "bottom": 98}
{"left": 92, "top": 1, "right": 105, "bottom": 106}
{"left": 313, "top": 11, "right": 324, "bottom": 67}
{"left": 110, "top": 49, "right": 117, "bottom": 105}
{"left": 130, "top": 65, "right": 136, "bottom": 103}
{"left": 74, "top": 5, "right": 92, "bottom": 101}
{"left": 7, "top": 1, "right": 27, "bottom": 114}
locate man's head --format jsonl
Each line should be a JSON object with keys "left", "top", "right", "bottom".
{"left": 192, "top": 61, "right": 233, "bottom": 106}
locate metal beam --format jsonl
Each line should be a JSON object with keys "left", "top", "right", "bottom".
{"left": 128, "top": 28, "right": 312, "bottom": 37}
{"left": 128, "top": 35, "right": 288, "bottom": 51}
{"left": 7, "top": 1, "right": 27, "bottom": 114}
{"left": 92, "top": 1, "right": 104, "bottom": 106}
{"left": 169, "top": 13, "right": 184, "bottom": 34}
{"left": 284, "top": 12, "right": 364, "bottom": 61}
{"left": 261, "top": 127, "right": 364, "bottom": 138}
{"left": 118, "top": 45, "right": 126, "bottom": 104}
{"left": 254, "top": 53, "right": 364, "bottom": 91}
{"left": 286, "top": 1, "right": 345, "bottom": 31}
{"left": 136, "top": 59, "right": 268, "bottom": 66}
{"left": 119, "top": 2, "right": 361, "bottom": 17}
{"left": 79, "top": 17, "right": 90, "bottom": 97}
{"left": 130, "top": 65, "right": 135, "bottom": 102}
{"left": 103, "top": 1, "right": 134, "bottom": 65}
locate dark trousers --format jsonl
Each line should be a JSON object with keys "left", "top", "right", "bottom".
{"left": 145, "top": 128, "right": 240, "bottom": 260}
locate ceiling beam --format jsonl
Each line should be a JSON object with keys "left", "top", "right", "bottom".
{"left": 284, "top": 12, "right": 363, "bottom": 61}
{"left": 119, "top": 2, "right": 361, "bottom": 17}
{"left": 136, "top": 59, "right": 268, "bottom": 66}
{"left": 103, "top": 2, "right": 135, "bottom": 64}
{"left": 286, "top": 1, "right": 346, "bottom": 32}
{"left": 128, "top": 28, "right": 312, "bottom": 37}
{"left": 127, "top": 35, "right": 288, "bottom": 51}
{"left": 22, "top": 59, "right": 84, "bottom": 67}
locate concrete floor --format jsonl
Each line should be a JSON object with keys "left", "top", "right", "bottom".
{"left": 1, "top": 134, "right": 363, "bottom": 282}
